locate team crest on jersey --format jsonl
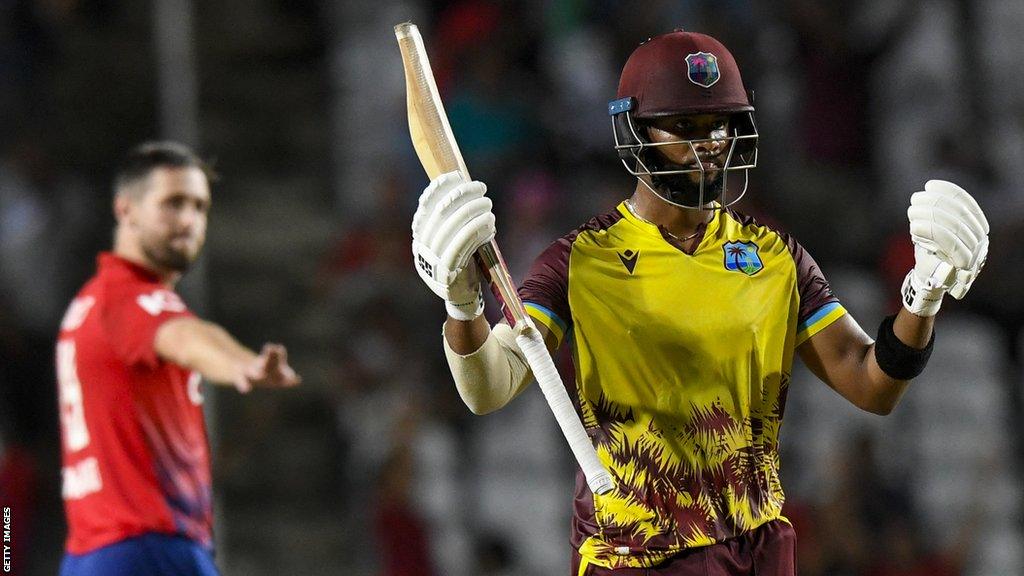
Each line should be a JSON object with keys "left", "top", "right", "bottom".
{"left": 685, "top": 52, "right": 720, "bottom": 88}
{"left": 723, "top": 241, "right": 763, "bottom": 276}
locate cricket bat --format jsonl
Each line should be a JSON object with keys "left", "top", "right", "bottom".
{"left": 395, "top": 22, "right": 613, "bottom": 495}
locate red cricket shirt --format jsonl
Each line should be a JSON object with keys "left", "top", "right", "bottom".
{"left": 56, "top": 253, "right": 213, "bottom": 554}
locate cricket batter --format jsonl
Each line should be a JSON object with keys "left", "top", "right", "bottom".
{"left": 56, "top": 142, "right": 301, "bottom": 576}
{"left": 412, "top": 30, "right": 989, "bottom": 575}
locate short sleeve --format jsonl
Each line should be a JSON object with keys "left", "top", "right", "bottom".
{"left": 783, "top": 234, "right": 847, "bottom": 345}
{"left": 518, "top": 236, "right": 573, "bottom": 349}
{"left": 101, "top": 285, "right": 194, "bottom": 369}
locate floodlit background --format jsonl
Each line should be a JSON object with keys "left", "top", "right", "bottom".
{"left": 1, "top": 1, "right": 1022, "bottom": 575}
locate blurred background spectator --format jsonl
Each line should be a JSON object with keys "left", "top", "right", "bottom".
{"left": 0, "top": 1, "right": 1021, "bottom": 574}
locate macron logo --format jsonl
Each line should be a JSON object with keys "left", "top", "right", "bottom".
{"left": 136, "top": 290, "right": 186, "bottom": 316}
{"left": 617, "top": 249, "right": 639, "bottom": 275}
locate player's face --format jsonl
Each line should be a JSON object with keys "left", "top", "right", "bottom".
{"left": 130, "top": 167, "right": 210, "bottom": 272}
{"left": 645, "top": 113, "right": 731, "bottom": 182}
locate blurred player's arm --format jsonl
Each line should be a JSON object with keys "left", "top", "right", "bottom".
{"left": 799, "top": 180, "right": 988, "bottom": 415}
{"left": 155, "top": 317, "right": 301, "bottom": 393}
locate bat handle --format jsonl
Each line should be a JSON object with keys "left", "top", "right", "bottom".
{"left": 474, "top": 241, "right": 529, "bottom": 327}
{"left": 516, "top": 327, "right": 614, "bottom": 495}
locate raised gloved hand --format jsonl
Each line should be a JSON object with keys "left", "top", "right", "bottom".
{"left": 902, "top": 180, "right": 989, "bottom": 316}
{"left": 412, "top": 171, "right": 496, "bottom": 321}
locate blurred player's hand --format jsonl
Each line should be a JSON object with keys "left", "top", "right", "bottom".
{"left": 411, "top": 171, "right": 496, "bottom": 321}
{"left": 902, "top": 180, "right": 989, "bottom": 316}
{"left": 235, "top": 343, "right": 302, "bottom": 393}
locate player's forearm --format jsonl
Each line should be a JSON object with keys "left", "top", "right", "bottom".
{"left": 858, "top": 350, "right": 912, "bottom": 415}
{"left": 892, "top": 307, "right": 935, "bottom": 348}
{"left": 818, "top": 344, "right": 909, "bottom": 416}
{"left": 155, "top": 317, "right": 256, "bottom": 385}
{"left": 861, "top": 309, "right": 935, "bottom": 414}
{"left": 442, "top": 321, "right": 531, "bottom": 414}
{"left": 444, "top": 314, "right": 491, "bottom": 355}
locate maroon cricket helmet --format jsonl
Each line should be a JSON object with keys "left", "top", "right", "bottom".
{"left": 608, "top": 29, "right": 759, "bottom": 209}
{"left": 617, "top": 29, "right": 752, "bottom": 117}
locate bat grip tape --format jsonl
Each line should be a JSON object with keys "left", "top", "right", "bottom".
{"left": 516, "top": 329, "right": 614, "bottom": 495}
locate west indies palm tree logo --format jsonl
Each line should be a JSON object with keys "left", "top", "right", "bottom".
{"left": 723, "top": 241, "right": 763, "bottom": 276}
{"left": 685, "top": 52, "right": 720, "bottom": 88}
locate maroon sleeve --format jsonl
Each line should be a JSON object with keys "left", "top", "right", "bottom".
{"left": 101, "top": 284, "right": 194, "bottom": 369}
{"left": 518, "top": 235, "right": 573, "bottom": 329}
{"left": 780, "top": 232, "right": 839, "bottom": 324}
{"left": 518, "top": 210, "right": 624, "bottom": 332}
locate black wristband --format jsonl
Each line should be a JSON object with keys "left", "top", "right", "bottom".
{"left": 874, "top": 314, "right": 934, "bottom": 380}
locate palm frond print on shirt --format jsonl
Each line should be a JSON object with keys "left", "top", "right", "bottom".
{"left": 585, "top": 374, "right": 789, "bottom": 559}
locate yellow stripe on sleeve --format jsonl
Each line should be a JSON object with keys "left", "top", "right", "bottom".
{"left": 796, "top": 302, "right": 846, "bottom": 346}
{"left": 524, "top": 302, "right": 566, "bottom": 349}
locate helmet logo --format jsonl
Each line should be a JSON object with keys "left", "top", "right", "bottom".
{"left": 685, "top": 52, "right": 720, "bottom": 88}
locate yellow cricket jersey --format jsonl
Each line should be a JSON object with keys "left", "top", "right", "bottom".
{"left": 518, "top": 201, "right": 846, "bottom": 569}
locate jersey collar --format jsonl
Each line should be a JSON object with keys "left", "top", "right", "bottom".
{"left": 616, "top": 201, "right": 723, "bottom": 254}
{"left": 97, "top": 252, "right": 164, "bottom": 283}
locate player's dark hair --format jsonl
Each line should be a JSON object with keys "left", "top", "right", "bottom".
{"left": 113, "top": 141, "right": 217, "bottom": 197}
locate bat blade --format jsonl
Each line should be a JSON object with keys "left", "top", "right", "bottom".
{"left": 395, "top": 22, "right": 468, "bottom": 181}
{"left": 396, "top": 22, "right": 524, "bottom": 327}
{"left": 396, "top": 22, "right": 613, "bottom": 495}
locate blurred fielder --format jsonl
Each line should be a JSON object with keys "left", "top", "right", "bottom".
{"left": 412, "top": 29, "right": 990, "bottom": 575}
{"left": 56, "top": 142, "right": 301, "bottom": 576}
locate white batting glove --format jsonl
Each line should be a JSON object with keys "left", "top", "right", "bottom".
{"left": 902, "top": 180, "right": 989, "bottom": 316}
{"left": 412, "top": 171, "right": 496, "bottom": 321}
